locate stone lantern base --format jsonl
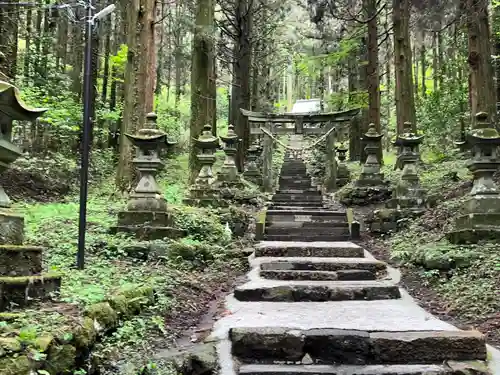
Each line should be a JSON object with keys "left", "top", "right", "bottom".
{"left": 183, "top": 185, "right": 220, "bottom": 207}
{"left": 0, "top": 209, "right": 62, "bottom": 311}
{"left": 447, "top": 195, "right": 500, "bottom": 244}
{"left": 112, "top": 209, "right": 184, "bottom": 241}
{"left": 243, "top": 169, "right": 262, "bottom": 187}
{"left": 336, "top": 166, "right": 350, "bottom": 187}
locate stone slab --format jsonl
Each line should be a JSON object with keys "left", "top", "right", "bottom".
{"left": 263, "top": 234, "right": 351, "bottom": 242}
{"left": 265, "top": 222, "right": 349, "bottom": 229}
{"left": 254, "top": 242, "right": 364, "bottom": 258}
{"left": 0, "top": 211, "right": 24, "bottom": 245}
{"left": 0, "top": 274, "right": 62, "bottom": 311}
{"left": 234, "top": 282, "right": 401, "bottom": 302}
{"left": 0, "top": 246, "right": 43, "bottom": 276}
{"left": 259, "top": 270, "right": 376, "bottom": 281}
{"left": 370, "top": 330, "right": 487, "bottom": 363}
{"left": 229, "top": 328, "right": 486, "bottom": 365}
{"left": 210, "top": 298, "right": 458, "bottom": 341}
{"left": 238, "top": 364, "right": 466, "bottom": 375}
{"left": 264, "top": 228, "right": 349, "bottom": 237}
{"left": 254, "top": 257, "right": 386, "bottom": 273}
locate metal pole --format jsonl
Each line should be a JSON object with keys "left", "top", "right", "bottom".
{"left": 77, "top": 0, "right": 93, "bottom": 270}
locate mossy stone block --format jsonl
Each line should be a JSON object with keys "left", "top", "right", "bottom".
{"left": 0, "top": 355, "right": 31, "bottom": 375}
{"left": 108, "top": 294, "right": 132, "bottom": 318}
{"left": 74, "top": 317, "right": 97, "bottom": 349}
{"left": 0, "top": 211, "right": 24, "bottom": 246}
{"left": 0, "top": 337, "right": 21, "bottom": 352}
{"left": 0, "top": 246, "right": 43, "bottom": 277}
{"left": 34, "top": 334, "right": 54, "bottom": 352}
{"left": 46, "top": 344, "right": 76, "bottom": 374}
{"left": 84, "top": 302, "right": 118, "bottom": 331}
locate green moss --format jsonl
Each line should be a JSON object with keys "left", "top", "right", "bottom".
{"left": 34, "top": 334, "right": 53, "bottom": 352}
{"left": 0, "top": 355, "right": 31, "bottom": 375}
{"left": 108, "top": 294, "right": 132, "bottom": 317}
{"left": 74, "top": 317, "right": 97, "bottom": 349}
{"left": 84, "top": 302, "right": 118, "bottom": 330}
{"left": 0, "top": 337, "right": 22, "bottom": 352}
{"left": 0, "top": 313, "right": 21, "bottom": 322}
{"left": 120, "top": 285, "right": 155, "bottom": 314}
{"left": 0, "top": 245, "right": 43, "bottom": 252}
{"left": 0, "top": 273, "right": 61, "bottom": 285}
{"left": 45, "top": 344, "right": 76, "bottom": 374}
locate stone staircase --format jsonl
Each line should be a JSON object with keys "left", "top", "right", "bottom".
{"left": 210, "top": 147, "right": 494, "bottom": 375}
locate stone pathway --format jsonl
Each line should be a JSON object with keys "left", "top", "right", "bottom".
{"left": 209, "top": 146, "right": 499, "bottom": 374}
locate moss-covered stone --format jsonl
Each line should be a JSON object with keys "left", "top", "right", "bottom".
{"left": 45, "top": 344, "right": 76, "bottom": 374}
{"left": 74, "top": 317, "right": 97, "bottom": 349}
{"left": 84, "top": 302, "right": 118, "bottom": 331}
{"left": 0, "top": 355, "right": 31, "bottom": 375}
{"left": 34, "top": 334, "right": 53, "bottom": 352}
{"left": 172, "top": 343, "right": 218, "bottom": 375}
{"left": 120, "top": 285, "right": 155, "bottom": 314}
{"left": 108, "top": 294, "right": 132, "bottom": 318}
{"left": 0, "top": 337, "right": 22, "bottom": 353}
{"left": 0, "top": 312, "right": 22, "bottom": 322}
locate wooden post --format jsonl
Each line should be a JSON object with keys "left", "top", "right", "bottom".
{"left": 262, "top": 122, "right": 274, "bottom": 192}
{"left": 325, "top": 122, "right": 337, "bottom": 192}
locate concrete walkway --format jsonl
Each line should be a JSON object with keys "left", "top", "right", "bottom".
{"left": 209, "top": 143, "right": 499, "bottom": 375}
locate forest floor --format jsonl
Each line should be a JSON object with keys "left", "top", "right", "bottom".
{"left": 1, "top": 151, "right": 254, "bottom": 374}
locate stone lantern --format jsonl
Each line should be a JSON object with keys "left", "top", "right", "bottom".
{"left": 355, "top": 123, "right": 385, "bottom": 187}
{"left": 184, "top": 124, "right": 220, "bottom": 206}
{"left": 217, "top": 124, "right": 242, "bottom": 184}
{"left": 0, "top": 81, "right": 61, "bottom": 310}
{"left": 243, "top": 139, "right": 263, "bottom": 187}
{"left": 113, "top": 112, "right": 183, "bottom": 240}
{"left": 336, "top": 142, "right": 350, "bottom": 187}
{"left": 447, "top": 112, "right": 500, "bottom": 243}
{"left": 387, "top": 122, "right": 426, "bottom": 209}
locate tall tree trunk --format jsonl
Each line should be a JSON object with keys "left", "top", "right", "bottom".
{"left": 365, "top": 0, "right": 380, "bottom": 132}
{"left": 24, "top": 7, "right": 33, "bottom": 83}
{"left": 116, "top": 0, "right": 141, "bottom": 190}
{"left": 465, "top": 0, "right": 496, "bottom": 126}
{"left": 393, "top": 0, "right": 416, "bottom": 133}
{"left": 101, "top": 13, "right": 112, "bottom": 104}
{"left": 420, "top": 29, "right": 426, "bottom": 97}
{"left": 0, "top": 0, "right": 19, "bottom": 81}
{"left": 189, "top": 0, "right": 215, "bottom": 183}
{"left": 231, "top": 0, "right": 253, "bottom": 172}
{"left": 71, "top": 7, "right": 84, "bottom": 98}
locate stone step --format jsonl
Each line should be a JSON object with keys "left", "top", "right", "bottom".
{"left": 230, "top": 327, "right": 486, "bottom": 364}
{"left": 267, "top": 215, "right": 346, "bottom": 224}
{"left": 238, "top": 363, "right": 486, "bottom": 375}
{"left": 254, "top": 242, "right": 365, "bottom": 258}
{"left": 0, "top": 274, "right": 62, "bottom": 311}
{"left": 265, "top": 222, "right": 348, "bottom": 229}
{"left": 266, "top": 210, "right": 344, "bottom": 216}
{"left": 280, "top": 176, "right": 312, "bottom": 180}
{"left": 259, "top": 269, "right": 376, "bottom": 281}
{"left": 268, "top": 206, "right": 329, "bottom": 211}
{"left": 233, "top": 281, "right": 401, "bottom": 302}
{"left": 0, "top": 246, "right": 43, "bottom": 277}
{"left": 276, "top": 189, "right": 321, "bottom": 195}
{"left": 264, "top": 228, "right": 349, "bottom": 238}
{"left": 263, "top": 234, "right": 350, "bottom": 242}
{"left": 271, "top": 201, "right": 325, "bottom": 208}
{"left": 272, "top": 194, "right": 323, "bottom": 202}
{"left": 258, "top": 257, "right": 386, "bottom": 274}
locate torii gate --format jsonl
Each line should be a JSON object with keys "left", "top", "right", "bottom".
{"left": 240, "top": 107, "right": 361, "bottom": 192}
